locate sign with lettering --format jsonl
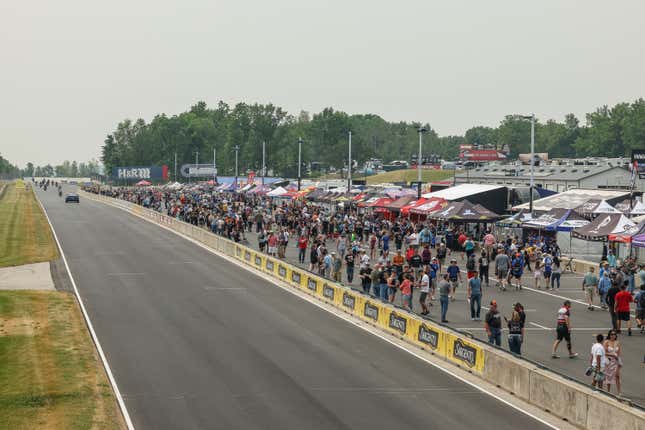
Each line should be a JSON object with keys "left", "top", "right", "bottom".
{"left": 112, "top": 166, "right": 168, "bottom": 181}
{"left": 265, "top": 260, "right": 274, "bottom": 272}
{"left": 291, "top": 271, "right": 301, "bottom": 284}
{"left": 278, "top": 265, "right": 287, "bottom": 278}
{"left": 307, "top": 278, "right": 318, "bottom": 292}
{"left": 342, "top": 292, "right": 356, "bottom": 310}
{"left": 452, "top": 338, "right": 477, "bottom": 368}
{"left": 244, "top": 250, "right": 251, "bottom": 261}
{"left": 363, "top": 301, "right": 379, "bottom": 321}
{"left": 388, "top": 312, "right": 407, "bottom": 334}
{"left": 254, "top": 255, "right": 262, "bottom": 267}
{"left": 322, "top": 284, "right": 335, "bottom": 300}
{"left": 418, "top": 324, "right": 440, "bottom": 350}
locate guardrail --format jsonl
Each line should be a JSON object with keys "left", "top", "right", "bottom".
{"left": 80, "top": 190, "right": 644, "bottom": 430}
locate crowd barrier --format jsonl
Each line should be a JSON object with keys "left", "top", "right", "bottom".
{"left": 80, "top": 190, "right": 644, "bottom": 430}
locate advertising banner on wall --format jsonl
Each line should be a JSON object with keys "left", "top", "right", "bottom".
{"left": 112, "top": 166, "right": 168, "bottom": 180}
{"left": 631, "top": 149, "right": 645, "bottom": 179}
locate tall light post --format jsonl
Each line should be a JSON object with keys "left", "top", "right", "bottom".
{"left": 234, "top": 145, "right": 240, "bottom": 188}
{"left": 213, "top": 146, "right": 217, "bottom": 184}
{"left": 262, "top": 141, "right": 266, "bottom": 186}
{"left": 417, "top": 127, "right": 428, "bottom": 198}
{"left": 297, "top": 137, "right": 303, "bottom": 191}
{"left": 347, "top": 131, "right": 352, "bottom": 190}
{"left": 513, "top": 114, "right": 536, "bottom": 215}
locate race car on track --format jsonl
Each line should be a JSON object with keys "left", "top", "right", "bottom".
{"left": 64, "top": 193, "right": 80, "bottom": 203}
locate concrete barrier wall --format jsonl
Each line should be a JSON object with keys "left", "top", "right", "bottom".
{"left": 80, "top": 190, "right": 645, "bottom": 430}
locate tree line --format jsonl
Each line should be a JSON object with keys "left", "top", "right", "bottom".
{"left": 0, "top": 156, "right": 102, "bottom": 179}
{"left": 100, "top": 98, "right": 645, "bottom": 180}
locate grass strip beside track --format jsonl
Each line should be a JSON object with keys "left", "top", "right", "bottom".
{"left": 0, "top": 290, "right": 125, "bottom": 430}
{"left": 365, "top": 169, "right": 454, "bottom": 184}
{"left": 0, "top": 181, "right": 58, "bottom": 267}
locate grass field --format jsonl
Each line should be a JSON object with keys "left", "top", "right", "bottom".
{"left": 0, "top": 181, "right": 58, "bottom": 267}
{"left": 0, "top": 291, "right": 125, "bottom": 430}
{"left": 365, "top": 168, "right": 454, "bottom": 185}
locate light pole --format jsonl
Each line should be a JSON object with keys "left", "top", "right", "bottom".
{"left": 417, "top": 127, "right": 428, "bottom": 198}
{"left": 297, "top": 137, "right": 303, "bottom": 191}
{"left": 348, "top": 131, "right": 352, "bottom": 190}
{"left": 234, "top": 145, "right": 240, "bottom": 188}
{"left": 262, "top": 141, "right": 266, "bottom": 186}
{"left": 513, "top": 114, "right": 536, "bottom": 215}
{"left": 213, "top": 147, "right": 217, "bottom": 184}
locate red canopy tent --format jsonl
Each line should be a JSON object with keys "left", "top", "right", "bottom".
{"left": 409, "top": 197, "right": 447, "bottom": 215}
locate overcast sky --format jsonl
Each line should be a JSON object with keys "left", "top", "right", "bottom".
{"left": 1, "top": 1, "right": 644, "bottom": 167}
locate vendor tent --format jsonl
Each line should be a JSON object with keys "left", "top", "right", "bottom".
{"left": 409, "top": 197, "right": 447, "bottom": 215}
{"left": 266, "top": 186, "right": 288, "bottom": 197}
{"left": 608, "top": 222, "right": 645, "bottom": 243}
{"left": 135, "top": 180, "right": 151, "bottom": 186}
{"left": 427, "top": 200, "right": 501, "bottom": 222}
{"left": 630, "top": 201, "right": 645, "bottom": 215}
{"left": 400, "top": 198, "right": 427, "bottom": 216}
{"left": 385, "top": 196, "right": 416, "bottom": 212}
{"left": 496, "top": 210, "right": 533, "bottom": 227}
{"left": 422, "top": 184, "right": 507, "bottom": 214}
{"left": 572, "top": 213, "right": 636, "bottom": 241}
{"left": 522, "top": 208, "right": 589, "bottom": 231}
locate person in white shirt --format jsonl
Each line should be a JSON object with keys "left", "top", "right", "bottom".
{"left": 590, "top": 334, "right": 606, "bottom": 389}
{"left": 419, "top": 268, "right": 431, "bottom": 316}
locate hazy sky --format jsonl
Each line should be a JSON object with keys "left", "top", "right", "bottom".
{"left": 2, "top": 1, "right": 644, "bottom": 167}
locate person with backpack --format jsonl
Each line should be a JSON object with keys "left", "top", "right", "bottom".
{"left": 506, "top": 310, "right": 524, "bottom": 354}
{"left": 478, "top": 250, "right": 490, "bottom": 287}
{"left": 466, "top": 253, "right": 477, "bottom": 280}
{"left": 510, "top": 252, "right": 524, "bottom": 291}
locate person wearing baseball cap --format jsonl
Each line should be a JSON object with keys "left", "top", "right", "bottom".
{"left": 485, "top": 300, "right": 502, "bottom": 346}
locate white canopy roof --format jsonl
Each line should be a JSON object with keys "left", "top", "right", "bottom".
{"left": 266, "top": 186, "right": 288, "bottom": 197}
{"left": 630, "top": 201, "right": 645, "bottom": 215}
{"left": 593, "top": 200, "right": 622, "bottom": 214}
{"left": 422, "top": 184, "right": 504, "bottom": 200}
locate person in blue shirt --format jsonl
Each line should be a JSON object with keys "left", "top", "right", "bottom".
{"left": 429, "top": 257, "right": 440, "bottom": 301}
{"left": 598, "top": 270, "right": 612, "bottom": 310}
{"left": 510, "top": 252, "right": 524, "bottom": 290}
{"left": 467, "top": 271, "right": 482, "bottom": 320}
{"left": 607, "top": 250, "right": 617, "bottom": 268}
{"left": 446, "top": 259, "right": 462, "bottom": 301}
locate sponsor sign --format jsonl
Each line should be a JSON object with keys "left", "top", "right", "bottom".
{"left": 265, "top": 259, "right": 274, "bottom": 272}
{"left": 417, "top": 324, "right": 440, "bottom": 350}
{"left": 632, "top": 149, "right": 645, "bottom": 179}
{"left": 451, "top": 338, "right": 479, "bottom": 369}
{"left": 342, "top": 292, "right": 356, "bottom": 310}
{"left": 244, "top": 250, "right": 251, "bottom": 261}
{"left": 254, "top": 255, "right": 263, "bottom": 267}
{"left": 307, "top": 278, "right": 318, "bottom": 293}
{"left": 388, "top": 311, "right": 407, "bottom": 334}
{"left": 363, "top": 301, "right": 379, "bottom": 321}
{"left": 291, "top": 271, "right": 301, "bottom": 284}
{"left": 235, "top": 246, "right": 242, "bottom": 258}
{"left": 278, "top": 265, "right": 287, "bottom": 278}
{"left": 112, "top": 166, "right": 168, "bottom": 180}
{"left": 180, "top": 164, "right": 218, "bottom": 178}
{"left": 322, "top": 283, "right": 335, "bottom": 300}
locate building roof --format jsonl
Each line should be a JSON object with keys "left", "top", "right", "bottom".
{"left": 422, "top": 183, "right": 505, "bottom": 200}
{"left": 513, "top": 188, "right": 631, "bottom": 212}
{"left": 455, "top": 164, "right": 625, "bottom": 182}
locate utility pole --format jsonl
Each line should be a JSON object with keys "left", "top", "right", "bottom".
{"left": 213, "top": 147, "right": 217, "bottom": 184}
{"left": 262, "top": 141, "right": 266, "bottom": 186}
{"left": 297, "top": 137, "right": 303, "bottom": 191}
{"left": 529, "top": 114, "right": 535, "bottom": 215}
{"left": 348, "top": 131, "right": 352, "bottom": 190}
{"left": 234, "top": 145, "right": 240, "bottom": 189}
{"left": 417, "top": 127, "right": 428, "bottom": 198}
{"left": 174, "top": 152, "right": 177, "bottom": 182}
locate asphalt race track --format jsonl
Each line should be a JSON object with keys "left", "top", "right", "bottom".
{"left": 35, "top": 186, "right": 554, "bottom": 429}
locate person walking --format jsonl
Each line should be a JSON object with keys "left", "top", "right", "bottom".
{"left": 467, "top": 270, "right": 482, "bottom": 320}
{"left": 583, "top": 266, "right": 599, "bottom": 310}
{"left": 400, "top": 274, "right": 413, "bottom": 310}
{"left": 589, "top": 334, "right": 606, "bottom": 390}
{"left": 507, "top": 310, "right": 524, "bottom": 355}
{"left": 446, "top": 259, "right": 461, "bottom": 301}
{"left": 360, "top": 262, "right": 372, "bottom": 294}
{"left": 297, "top": 234, "right": 308, "bottom": 264}
{"left": 387, "top": 271, "right": 398, "bottom": 303}
{"left": 551, "top": 256, "right": 562, "bottom": 289}
{"left": 419, "top": 267, "right": 431, "bottom": 315}
{"left": 603, "top": 330, "right": 622, "bottom": 395}
{"left": 332, "top": 252, "right": 342, "bottom": 282}
{"left": 614, "top": 283, "right": 633, "bottom": 335}
{"left": 494, "top": 248, "right": 510, "bottom": 291}
{"left": 438, "top": 274, "right": 451, "bottom": 323}
{"left": 478, "top": 250, "right": 490, "bottom": 287}
{"left": 606, "top": 279, "right": 621, "bottom": 331}
{"left": 485, "top": 300, "right": 502, "bottom": 346}
{"left": 635, "top": 284, "right": 645, "bottom": 334}
{"left": 598, "top": 269, "right": 612, "bottom": 310}
{"left": 345, "top": 251, "right": 355, "bottom": 284}
{"left": 552, "top": 300, "right": 579, "bottom": 359}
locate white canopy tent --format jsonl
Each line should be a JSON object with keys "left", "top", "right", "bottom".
{"left": 266, "top": 186, "right": 288, "bottom": 197}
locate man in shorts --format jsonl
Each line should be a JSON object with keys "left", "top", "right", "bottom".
{"left": 589, "top": 333, "right": 606, "bottom": 389}
{"left": 494, "top": 248, "right": 510, "bottom": 291}
{"left": 419, "top": 266, "right": 431, "bottom": 315}
{"left": 614, "top": 283, "right": 633, "bottom": 335}
{"left": 552, "top": 300, "right": 579, "bottom": 359}
{"left": 446, "top": 259, "right": 461, "bottom": 301}
{"left": 582, "top": 266, "right": 598, "bottom": 310}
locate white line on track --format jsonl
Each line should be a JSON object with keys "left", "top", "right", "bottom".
{"left": 522, "top": 285, "right": 636, "bottom": 317}
{"left": 35, "top": 191, "right": 135, "bottom": 430}
{"left": 106, "top": 272, "right": 145, "bottom": 276}
{"left": 109, "top": 198, "right": 561, "bottom": 430}
{"left": 529, "top": 322, "right": 551, "bottom": 330}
